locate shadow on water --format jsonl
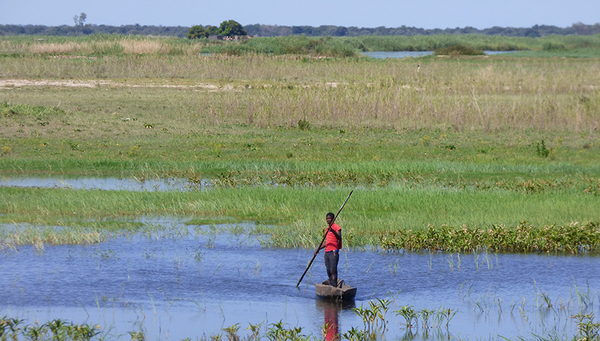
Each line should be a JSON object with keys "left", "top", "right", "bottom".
{"left": 0, "top": 217, "right": 599, "bottom": 339}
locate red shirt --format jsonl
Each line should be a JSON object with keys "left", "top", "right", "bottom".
{"left": 325, "top": 223, "right": 342, "bottom": 252}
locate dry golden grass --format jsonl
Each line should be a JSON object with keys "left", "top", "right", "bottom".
{"left": 119, "top": 38, "right": 170, "bottom": 54}
{"left": 29, "top": 42, "right": 85, "bottom": 54}
{"left": 0, "top": 36, "right": 599, "bottom": 133}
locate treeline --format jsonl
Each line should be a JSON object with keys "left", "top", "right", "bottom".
{"left": 1, "top": 22, "right": 599, "bottom": 38}
{"left": 245, "top": 22, "right": 600, "bottom": 37}
{"left": 0, "top": 24, "right": 190, "bottom": 38}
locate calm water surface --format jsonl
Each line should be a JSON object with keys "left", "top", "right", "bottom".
{"left": 0, "top": 176, "right": 208, "bottom": 191}
{"left": 1, "top": 218, "right": 598, "bottom": 340}
{"left": 363, "top": 51, "right": 515, "bottom": 58}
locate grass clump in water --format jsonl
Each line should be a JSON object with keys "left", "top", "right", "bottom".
{"left": 379, "top": 221, "right": 600, "bottom": 254}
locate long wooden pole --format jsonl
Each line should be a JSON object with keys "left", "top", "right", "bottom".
{"left": 296, "top": 190, "right": 353, "bottom": 288}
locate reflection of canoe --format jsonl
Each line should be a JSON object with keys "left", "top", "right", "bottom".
{"left": 315, "top": 280, "right": 357, "bottom": 301}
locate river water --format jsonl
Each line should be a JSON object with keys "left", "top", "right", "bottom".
{"left": 1, "top": 217, "right": 598, "bottom": 340}
{"left": 0, "top": 176, "right": 208, "bottom": 192}
{"left": 362, "top": 51, "right": 514, "bottom": 58}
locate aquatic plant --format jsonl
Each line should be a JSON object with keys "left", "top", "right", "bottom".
{"left": 222, "top": 323, "right": 240, "bottom": 341}
{"left": 247, "top": 322, "right": 263, "bottom": 340}
{"left": 340, "top": 326, "right": 366, "bottom": 341}
{"left": 395, "top": 305, "right": 417, "bottom": 329}
{"left": 439, "top": 308, "right": 458, "bottom": 329}
{"left": 24, "top": 323, "right": 49, "bottom": 340}
{"left": 393, "top": 306, "right": 460, "bottom": 339}
{"left": 419, "top": 308, "right": 434, "bottom": 330}
{"left": 66, "top": 323, "right": 101, "bottom": 340}
{"left": 380, "top": 221, "right": 600, "bottom": 254}
{"left": 0, "top": 318, "right": 101, "bottom": 341}
{"left": 574, "top": 314, "right": 600, "bottom": 340}
{"left": 45, "top": 319, "right": 68, "bottom": 341}
{"left": 1, "top": 317, "right": 24, "bottom": 340}
{"left": 265, "top": 320, "right": 309, "bottom": 341}
{"left": 351, "top": 299, "right": 390, "bottom": 338}
{"left": 128, "top": 330, "right": 145, "bottom": 341}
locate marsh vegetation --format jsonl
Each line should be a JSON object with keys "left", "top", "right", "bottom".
{"left": 0, "top": 35, "right": 599, "bottom": 339}
{"left": 1, "top": 35, "right": 599, "bottom": 250}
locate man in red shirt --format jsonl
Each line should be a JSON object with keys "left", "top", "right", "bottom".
{"left": 315, "top": 212, "right": 342, "bottom": 287}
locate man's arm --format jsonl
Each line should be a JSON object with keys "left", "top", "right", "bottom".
{"left": 329, "top": 226, "right": 342, "bottom": 241}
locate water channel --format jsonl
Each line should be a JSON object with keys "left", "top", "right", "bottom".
{"left": 1, "top": 219, "right": 598, "bottom": 340}
{"left": 0, "top": 176, "right": 208, "bottom": 192}
{"left": 1, "top": 178, "right": 599, "bottom": 340}
{"left": 362, "top": 51, "right": 514, "bottom": 59}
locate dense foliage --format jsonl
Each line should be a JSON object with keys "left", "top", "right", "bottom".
{"left": 187, "top": 20, "right": 247, "bottom": 39}
{"left": 187, "top": 25, "right": 208, "bottom": 39}
{"left": 219, "top": 20, "right": 247, "bottom": 36}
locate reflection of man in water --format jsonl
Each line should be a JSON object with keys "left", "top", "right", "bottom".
{"left": 314, "top": 212, "right": 342, "bottom": 286}
{"left": 323, "top": 302, "right": 340, "bottom": 341}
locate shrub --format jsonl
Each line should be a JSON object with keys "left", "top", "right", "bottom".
{"left": 187, "top": 25, "right": 208, "bottom": 39}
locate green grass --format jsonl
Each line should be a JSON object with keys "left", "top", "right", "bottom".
{"left": 508, "top": 48, "right": 600, "bottom": 58}
{"left": 1, "top": 37, "right": 599, "bottom": 251}
{"left": 1, "top": 186, "right": 598, "bottom": 249}
{"left": 3, "top": 34, "right": 599, "bottom": 57}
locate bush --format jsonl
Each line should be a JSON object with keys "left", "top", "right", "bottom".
{"left": 187, "top": 25, "right": 207, "bottom": 39}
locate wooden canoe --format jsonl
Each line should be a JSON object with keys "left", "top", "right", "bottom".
{"left": 315, "top": 280, "right": 357, "bottom": 301}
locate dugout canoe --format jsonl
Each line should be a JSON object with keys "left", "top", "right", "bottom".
{"left": 315, "top": 280, "right": 357, "bottom": 301}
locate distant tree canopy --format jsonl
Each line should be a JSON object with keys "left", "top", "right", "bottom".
{"left": 219, "top": 20, "right": 247, "bottom": 36}
{"left": 206, "top": 25, "right": 220, "bottom": 35}
{"left": 243, "top": 23, "right": 600, "bottom": 37}
{"left": 1, "top": 22, "right": 599, "bottom": 38}
{"left": 187, "top": 20, "right": 247, "bottom": 39}
{"left": 187, "top": 25, "right": 207, "bottom": 39}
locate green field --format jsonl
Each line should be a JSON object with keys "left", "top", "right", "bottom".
{"left": 1, "top": 35, "right": 599, "bottom": 252}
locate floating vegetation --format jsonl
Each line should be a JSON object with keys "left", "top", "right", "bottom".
{"left": 380, "top": 221, "right": 600, "bottom": 253}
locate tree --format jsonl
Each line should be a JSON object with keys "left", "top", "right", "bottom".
{"left": 187, "top": 25, "right": 207, "bottom": 39}
{"left": 73, "top": 12, "right": 86, "bottom": 27}
{"left": 206, "top": 25, "right": 220, "bottom": 35}
{"left": 218, "top": 20, "right": 247, "bottom": 37}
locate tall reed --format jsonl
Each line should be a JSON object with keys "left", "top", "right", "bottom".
{"left": 1, "top": 54, "right": 598, "bottom": 132}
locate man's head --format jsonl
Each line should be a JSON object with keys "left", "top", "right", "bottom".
{"left": 326, "top": 212, "right": 335, "bottom": 225}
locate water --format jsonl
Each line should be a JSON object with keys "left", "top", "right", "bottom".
{"left": 1, "top": 218, "right": 598, "bottom": 340}
{"left": 0, "top": 176, "right": 209, "bottom": 192}
{"left": 363, "top": 51, "right": 515, "bottom": 59}
{"left": 363, "top": 51, "right": 434, "bottom": 59}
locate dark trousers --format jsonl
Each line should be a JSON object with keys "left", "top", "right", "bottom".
{"left": 324, "top": 251, "right": 339, "bottom": 286}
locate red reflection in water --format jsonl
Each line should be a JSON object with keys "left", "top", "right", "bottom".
{"left": 316, "top": 299, "right": 354, "bottom": 341}
{"left": 324, "top": 303, "right": 339, "bottom": 341}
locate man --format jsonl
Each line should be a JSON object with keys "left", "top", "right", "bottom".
{"left": 315, "top": 212, "right": 342, "bottom": 287}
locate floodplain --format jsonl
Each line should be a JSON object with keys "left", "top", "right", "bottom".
{"left": 1, "top": 35, "right": 599, "bottom": 340}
